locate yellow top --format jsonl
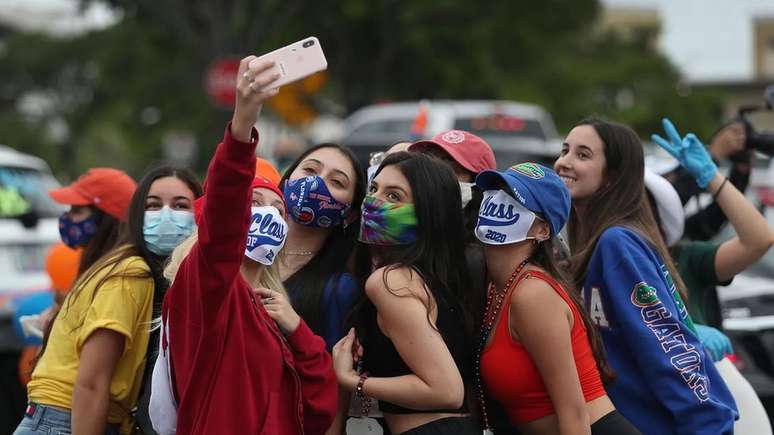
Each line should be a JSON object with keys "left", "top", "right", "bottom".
{"left": 28, "top": 253, "right": 154, "bottom": 434}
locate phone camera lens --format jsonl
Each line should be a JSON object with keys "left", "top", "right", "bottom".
{"left": 302, "top": 40, "right": 315, "bottom": 48}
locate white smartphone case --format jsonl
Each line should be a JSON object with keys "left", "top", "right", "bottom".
{"left": 253, "top": 36, "right": 328, "bottom": 88}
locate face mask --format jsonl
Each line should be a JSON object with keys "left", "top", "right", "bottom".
{"left": 358, "top": 195, "right": 418, "bottom": 246}
{"left": 59, "top": 213, "right": 97, "bottom": 248}
{"left": 459, "top": 182, "right": 475, "bottom": 208}
{"left": 474, "top": 190, "right": 538, "bottom": 245}
{"left": 283, "top": 176, "right": 350, "bottom": 228}
{"left": 143, "top": 206, "right": 196, "bottom": 256}
{"left": 245, "top": 206, "right": 287, "bottom": 265}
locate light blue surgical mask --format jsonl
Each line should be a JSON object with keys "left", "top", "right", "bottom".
{"left": 143, "top": 206, "right": 196, "bottom": 256}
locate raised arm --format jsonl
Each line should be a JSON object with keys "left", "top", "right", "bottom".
{"left": 185, "top": 57, "right": 279, "bottom": 312}
{"left": 706, "top": 171, "right": 774, "bottom": 281}
{"left": 652, "top": 118, "right": 774, "bottom": 281}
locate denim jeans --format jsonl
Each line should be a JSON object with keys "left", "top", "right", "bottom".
{"left": 13, "top": 403, "right": 119, "bottom": 435}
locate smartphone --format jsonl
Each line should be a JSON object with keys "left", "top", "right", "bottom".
{"left": 251, "top": 37, "right": 328, "bottom": 89}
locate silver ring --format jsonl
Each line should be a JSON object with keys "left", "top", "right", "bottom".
{"left": 242, "top": 72, "right": 252, "bottom": 81}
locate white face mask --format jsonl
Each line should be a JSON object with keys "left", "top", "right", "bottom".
{"left": 475, "top": 190, "right": 537, "bottom": 245}
{"left": 459, "top": 182, "right": 475, "bottom": 208}
{"left": 245, "top": 206, "right": 288, "bottom": 265}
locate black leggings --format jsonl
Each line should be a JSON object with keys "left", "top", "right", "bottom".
{"left": 400, "top": 416, "right": 480, "bottom": 434}
{"left": 591, "top": 410, "right": 642, "bottom": 435}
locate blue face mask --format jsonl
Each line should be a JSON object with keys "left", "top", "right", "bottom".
{"left": 59, "top": 213, "right": 97, "bottom": 248}
{"left": 283, "top": 176, "right": 350, "bottom": 228}
{"left": 143, "top": 206, "right": 196, "bottom": 256}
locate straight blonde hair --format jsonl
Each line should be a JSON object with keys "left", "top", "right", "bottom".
{"left": 158, "top": 229, "right": 287, "bottom": 329}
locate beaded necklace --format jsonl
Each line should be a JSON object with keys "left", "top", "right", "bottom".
{"left": 474, "top": 258, "right": 530, "bottom": 434}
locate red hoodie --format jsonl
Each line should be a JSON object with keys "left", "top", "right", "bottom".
{"left": 162, "top": 125, "right": 338, "bottom": 434}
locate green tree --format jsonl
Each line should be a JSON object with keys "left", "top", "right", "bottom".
{"left": 0, "top": 0, "right": 725, "bottom": 180}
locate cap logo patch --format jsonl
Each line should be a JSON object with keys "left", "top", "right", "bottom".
{"left": 511, "top": 162, "right": 545, "bottom": 179}
{"left": 631, "top": 282, "right": 659, "bottom": 307}
{"left": 441, "top": 130, "right": 465, "bottom": 144}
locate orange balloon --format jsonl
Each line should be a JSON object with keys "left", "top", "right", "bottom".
{"left": 45, "top": 242, "right": 81, "bottom": 294}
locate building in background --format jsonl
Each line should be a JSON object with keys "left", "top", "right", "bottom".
{"left": 756, "top": 17, "right": 774, "bottom": 80}
{"left": 603, "top": 0, "right": 774, "bottom": 127}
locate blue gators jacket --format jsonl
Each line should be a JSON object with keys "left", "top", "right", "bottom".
{"left": 582, "top": 226, "right": 737, "bottom": 435}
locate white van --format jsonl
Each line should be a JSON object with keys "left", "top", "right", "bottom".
{"left": 0, "top": 145, "right": 63, "bottom": 351}
{"left": 340, "top": 100, "right": 562, "bottom": 169}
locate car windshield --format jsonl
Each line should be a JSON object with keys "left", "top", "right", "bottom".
{"left": 0, "top": 166, "right": 63, "bottom": 219}
{"left": 454, "top": 116, "right": 547, "bottom": 143}
{"left": 348, "top": 119, "right": 415, "bottom": 137}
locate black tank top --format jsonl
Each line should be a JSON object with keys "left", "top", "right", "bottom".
{"left": 360, "top": 280, "right": 471, "bottom": 414}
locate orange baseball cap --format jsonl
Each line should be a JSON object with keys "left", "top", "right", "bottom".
{"left": 49, "top": 168, "right": 137, "bottom": 221}
{"left": 256, "top": 157, "right": 282, "bottom": 187}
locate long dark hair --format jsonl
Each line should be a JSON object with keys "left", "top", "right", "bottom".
{"left": 566, "top": 117, "right": 688, "bottom": 301}
{"left": 126, "top": 166, "right": 203, "bottom": 298}
{"left": 463, "top": 187, "right": 484, "bottom": 243}
{"left": 77, "top": 208, "right": 122, "bottom": 275}
{"left": 362, "top": 152, "right": 475, "bottom": 336}
{"left": 280, "top": 143, "right": 369, "bottom": 334}
{"left": 36, "top": 166, "right": 202, "bottom": 366}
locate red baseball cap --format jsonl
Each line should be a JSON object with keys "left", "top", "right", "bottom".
{"left": 194, "top": 176, "right": 285, "bottom": 224}
{"left": 250, "top": 176, "right": 284, "bottom": 204}
{"left": 410, "top": 129, "right": 497, "bottom": 174}
{"left": 49, "top": 168, "right": 137, "bottom": 221}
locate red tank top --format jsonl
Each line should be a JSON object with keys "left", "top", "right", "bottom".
{"left": 480, "top": 270, "right": 605, "bottom": 424}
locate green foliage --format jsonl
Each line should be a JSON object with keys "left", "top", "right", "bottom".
{"left": 0, "top": 0, "right": 726, "bottom": 180}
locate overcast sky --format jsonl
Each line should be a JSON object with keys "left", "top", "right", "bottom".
{"left": 603, "top": 0, "right": 774, "bottom": 83}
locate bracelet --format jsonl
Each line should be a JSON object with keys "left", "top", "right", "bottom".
{"left": 356, "top": 372, "right": 370, "bottom": 416}
{"left": 713, "top": 177, "right": 729, "bottom": 199}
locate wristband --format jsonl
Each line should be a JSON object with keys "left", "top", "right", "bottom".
{"left": 713, "top": 177, "right": 728, "bottom": 199}
{"left": 356, "top": 372, "right": 371, "bottom": 416}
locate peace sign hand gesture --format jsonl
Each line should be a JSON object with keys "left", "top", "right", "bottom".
{"left": 651, "top": 118, "right": 718, "bottom": 188}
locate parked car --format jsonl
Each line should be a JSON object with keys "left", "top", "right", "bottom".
{"left": 718, "top": 207, "right": 774, "bottom": 417}
{"left": 0, "top": 145, "right": 63, "bottom": 432}
{"left": 340, "top": 100, "right": 562, "bottom": 169}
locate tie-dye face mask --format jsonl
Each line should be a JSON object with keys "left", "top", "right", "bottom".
{"left": 358, "top": 196, "right": 418, "bottom": 246}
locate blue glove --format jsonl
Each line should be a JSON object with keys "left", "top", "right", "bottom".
{"left": 695, "top": 324, "right": 733, "bottom": 362}
{"left": 651, "top": 118, "right": 718, "bottom": 188}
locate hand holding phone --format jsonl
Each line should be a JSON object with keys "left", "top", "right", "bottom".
{"left": 232, "top": 57, "right": 280, "bottom": 141}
